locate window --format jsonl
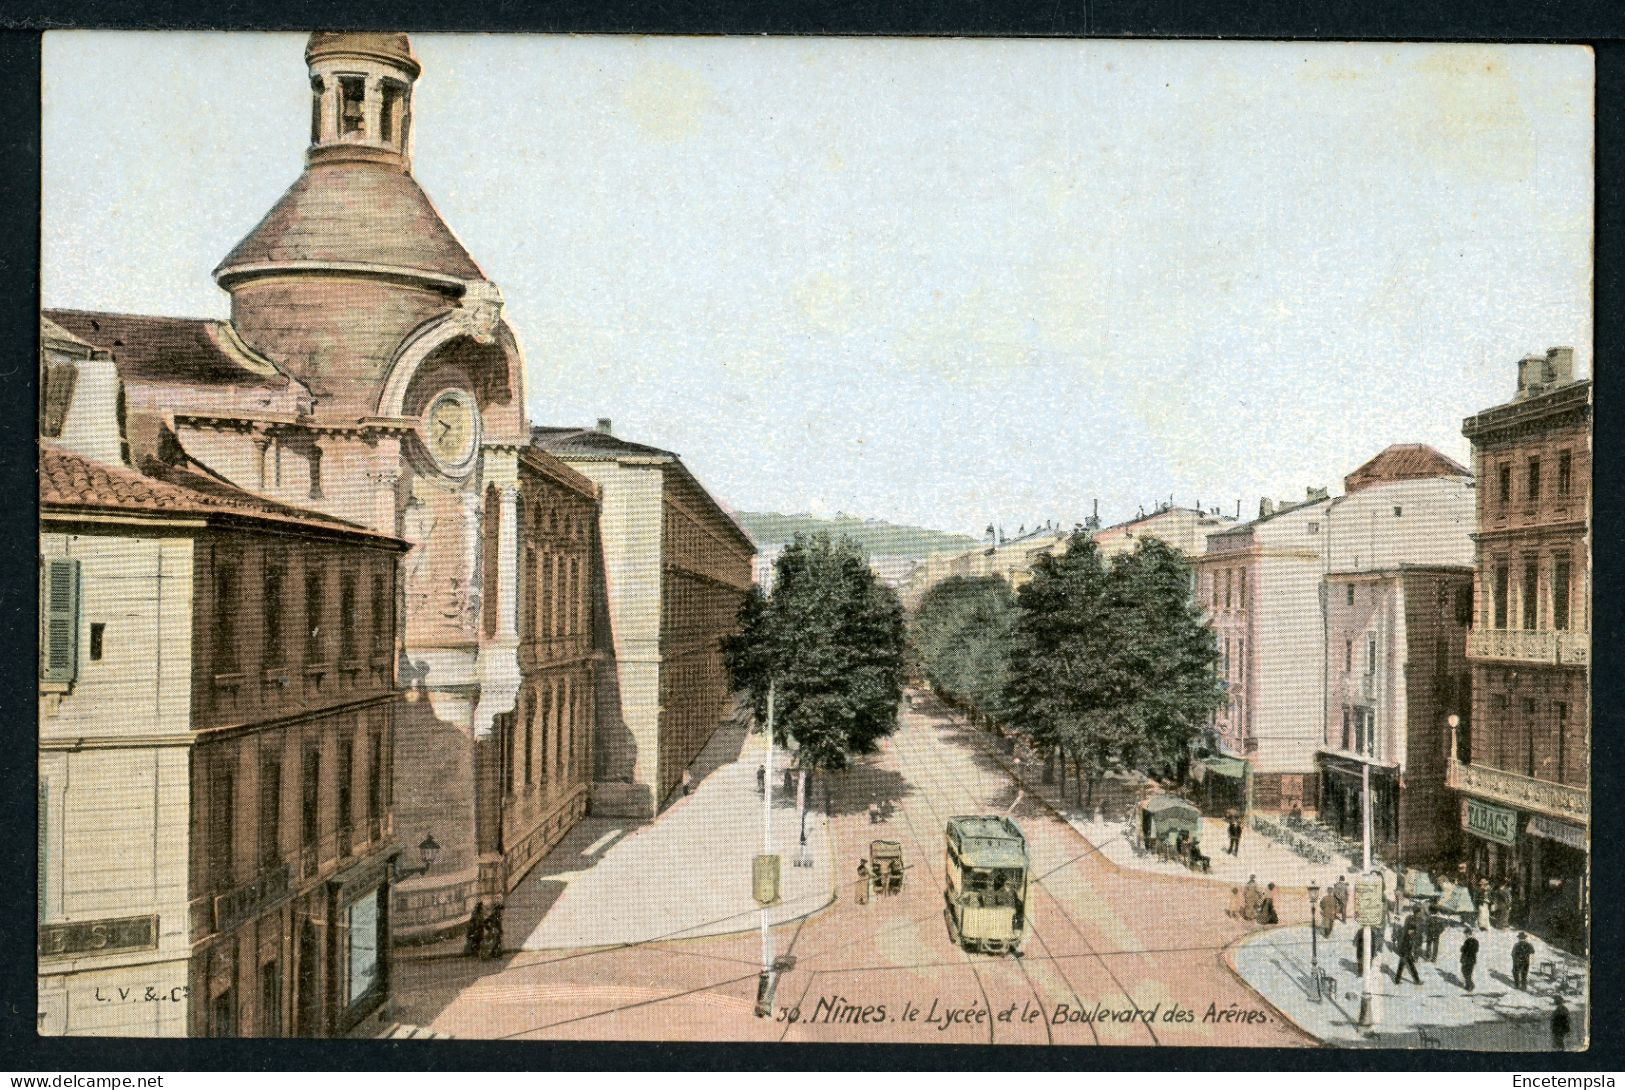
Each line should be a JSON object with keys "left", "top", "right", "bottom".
{"left": 41, "top": 558, "right": 81, "bottom": 684}
{"left": 1522, "top": 559, "right": 1539, "bottom": 630}
{"left": 1306, "top": 521, "right": 1319, "bottom": 534}
{"left": 523, "top": 695, "right": 534, "bottom": 786}
{"left": 304, "top": 569, "right": 325, "bottom": 663}
{"left": 339, "top": 571, "right": 357, "bottom": 660}
{"left": 337, "top": 739, "right": 353, "bottom": 834}
{"left": 38, "top": 779, "right": 51, "bottom": 922}
{"left": 368, "top": 732, "right": 383, "bottom": 829}
{"left": 211, "top": 764, "right": 235, "bottom": 888}
{"left": 345, "top": 887, "right": 384, "bottom": 1006}
{"left": 1523, "top": 698, "right": 1537, "bottom": 777}
{"left": 503, "top": 713, "right": 515, "bottom": 795}
{"left": 302, "top": 747, "right": 320, "bottom": 853}
{"left": 259, "top": 752, "right": 281, "bottom": 869}
{"left": 1527, "top": 457, "right": 1541, "bottom": 503}
{"left": 1365, "top": 635, "right": 1377, "bottom": 675}
{"left": 1498, "top": 464, "right": 1512, "bottom": 506}
{"left": 1556, "top": 702, "right": 1569, "bottom": 781}
{"left": 380, "top": 80, "right": 405, "bottom": 145}
{"left": 1341, "top": 707, "right": 1351, "bottom": 751}
{"left": 89, "top": 622, "right": 105, "bottom": 662}
{"left": 309, "top": 76, "right": 323, "bottom": 143}
{"left": 1346, "top": 585, "right": 1354, "bottom": 606}
{"left": 1238, "top": 570, "right": 1247, "bottom": 610}
{"left": 210, "top": 985, "right": 236, "bottom": 1038}
{"left": 1553, "top": 554, "right": 1572, "bottom": 631}
{"left": 371, "top": 571, "right": 390, "bottom": 658}
{"left": 1344, "top": 639, "right": 1353, "bottom": 672}
{"left": 1557, "top": 451, "right": 1573, "bottom": 497}
{"left": 1393, "top": 505, "right": 1403, "bottom": 518}
{"left": 260, "top": 961, "right": 282, "bottom": 1037}
{"left": 264, "top": 560, "right": 285, "bottom": 668}
{"left": 338, "top": 76, "right": 365, "bottom": 136}
{"left": 1224, "top": 571, "right": 1232, "bottom": 611}
{"left": 215, "top": 563, "right": 236, "bottom": 672}
{"left": 1493, "top": 565, "right": 1509, "bottom": 628}
{"left": 1455, "top": 584, "right": 1473, "bottom": 627}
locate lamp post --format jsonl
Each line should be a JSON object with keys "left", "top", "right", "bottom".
{"left": 397, "top": 833, "right": 440, "bottom": 878}
{"left": 1446, "top": 712, "right": 1461, "bottom": 764}
{"left": 1308, "top": 880, "right": 1321, "bottom": 972}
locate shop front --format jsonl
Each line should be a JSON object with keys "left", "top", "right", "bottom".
{"left": 1317, "top": 752, "right": 1399, "bottom": 858}
{"left": 327, "top": 854, "right": 395, "bottom": 1037}
{"left": 1459, "top": 797, "right": 1587, "bottom": 953}
{"left": 1191, "top": 754, "right": 1250, "bottom": 816}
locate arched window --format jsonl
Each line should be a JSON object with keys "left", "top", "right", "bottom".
{"left": 337, "top": 75, "right": 365, "bottom": 138}
{"left": 309, "top": 77, "right": 324, "bottom": 143}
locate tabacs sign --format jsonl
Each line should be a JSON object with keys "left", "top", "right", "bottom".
{"left": 1465, "top": 798, "right": 1518, "bottom": 846}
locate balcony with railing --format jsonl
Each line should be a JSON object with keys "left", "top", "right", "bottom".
{"left": 1446, "top": 758, "right": 1588, "bottom": 825}
{"left": 1466, "top": 628, "right": 1589, "bottom": 667}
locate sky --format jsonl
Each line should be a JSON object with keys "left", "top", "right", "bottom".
{"left": 42, "top": 34, "right": 1593, "bottom": 537}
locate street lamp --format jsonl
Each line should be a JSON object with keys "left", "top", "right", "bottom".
{"left": 397, "top": 833, "right": 441, "bottom": 878}
{"left": 1307, "top": 880, "right": 1321, "bottom": 972}
{"left": 1446, "top": 712, "right": 1461, "bottom": 763}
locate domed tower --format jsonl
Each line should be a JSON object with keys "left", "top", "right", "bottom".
{"left": 213, "top": 32, "right": 524, "bottom": 437}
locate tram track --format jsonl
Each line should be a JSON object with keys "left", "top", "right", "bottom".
{"left": 897, "top": 699, "right": 1162, "bottom": 1047}
{"left": 883, "top": 714, "right": 1069, "bottom": 1047}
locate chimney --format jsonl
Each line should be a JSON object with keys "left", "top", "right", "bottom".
{"left": 1260, "top": 498, "right": 1275, "bottom": 518}
{"left": 595, "top": 417, "right": 613, "bottom": 434}
{"left": 1546, "top": 346, "right": 1575, "bottom": 386}
{"left": 1516, "top": 354, "right": 1546, "bottom": 400}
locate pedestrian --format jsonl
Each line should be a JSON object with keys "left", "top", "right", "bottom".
{"left": 868, "top": 801, "right": 881, "bottom": 825}
{"left": 1319, "top": 887, "right": 1338, "bottom": 939}
{"left": 1459, "top": 931, "right": 1479, "bottom": 992}
{"left": 1477, "top": 878, "right": 1492, "bottom": 931}
{"left": 1512, "top": 931, "right": 1535, "bottom": 990}
{"left": 889, "top": 858, "right": 904, "bottom": 896}
{"left": 1392, "top": 911, "right": 1423, "bottom": 985}
{"left": 463, "top": 902, "right": 486, "bottom": 958}
{"left": 1492, "top": 881, "right": 1512, "bottom": 930}
{"left": 1333, "top": 875, "right": 1350, "bottom": 923}
{"left": 1552, "top": 997, "right": 1571, "bottom": 1051}
{"left": 856, "top": 860, "right": 870, "bottom": 905}
{"left": 1243, "top": 875, "right": 1262, "bottom": 923}
{"left": 482, "top": 903, "right": 504, "bottom": 960}
{"left": 1424, "top": 906, "right": 1446, "bottom": 962}
{"left": 1260, "top": 883, "right": 1279, "bottom": 926}
{"left": 757, "top": 764, "right": 766, "bottom": 795}
{"left": 1227, "top": 886, "right": 1244, "bottom": 920}
{"left": 1226, "top": 813, "right": 1243, "bottom": 855}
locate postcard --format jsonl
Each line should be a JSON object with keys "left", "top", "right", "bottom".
{"left": 36, "top": 31, "right": 1591, "bottom": 1051}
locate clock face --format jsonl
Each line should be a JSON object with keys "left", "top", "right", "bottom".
{"left": 422, "top": 389, "right": 480, "bottom": 474}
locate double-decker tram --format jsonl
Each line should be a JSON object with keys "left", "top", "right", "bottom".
{"left": 943, "top": 815, "right": 1031, "bottom": 956}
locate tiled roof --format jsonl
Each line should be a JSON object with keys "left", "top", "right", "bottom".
{"left": 43, "top": 309, "right": 285, "bottom": 388}
{"left": 1344, "top": 443, "right": 1471, "bottom": 494}
{"left": 531, "top": 425, "right": 676, "bottom": 461}
{"left": 40, "top": 444, "right": 397, "bottom": 542}
{"left": 214, "top": 161, "right": 484, "bottom": 285}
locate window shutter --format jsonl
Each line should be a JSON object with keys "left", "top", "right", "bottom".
{"left": 41, "top": 558, "right": 81, "bottom": 684}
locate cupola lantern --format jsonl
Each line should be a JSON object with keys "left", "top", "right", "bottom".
{"left": 304, "top": 32, "right": 421, "bottom": 163}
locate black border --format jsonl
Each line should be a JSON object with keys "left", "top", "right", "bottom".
{"left": 2, "top": 1, "right": 1621, "bottom": 1074}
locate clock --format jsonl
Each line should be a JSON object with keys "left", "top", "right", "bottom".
{"left": 421, "top": 389, "right": 480, "bottom": 475}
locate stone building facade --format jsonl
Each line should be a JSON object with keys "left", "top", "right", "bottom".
{"left": 39, "top": 443, "right": 406, "bottom": 1038}
{"left": 46, "top": 32, "right": 603, "bottom": 942}
{"left": 1454, "top": 348, "right": 1590, "bottom": 950}
{"left": 533, "top": 423, "right": 754, "bottom": 817}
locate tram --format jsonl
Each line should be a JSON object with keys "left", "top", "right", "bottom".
{"left": 943, "top": 815, "right": 1031, "bottom": 956}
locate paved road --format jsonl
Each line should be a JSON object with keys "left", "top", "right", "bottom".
{"left": 389, "top": 693, "right": 1312, "bottom": 1047}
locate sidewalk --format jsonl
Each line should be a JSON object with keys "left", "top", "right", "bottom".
{"left": 1230, "top": 920, "right": 1588, "bottom": 1050}
{"left": 512, "top": 723, "right": 835, "bottom": 950}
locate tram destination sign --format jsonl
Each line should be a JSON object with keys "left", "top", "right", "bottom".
{"left": 1465, "top": 798, "right": 1518, "bottom": 846}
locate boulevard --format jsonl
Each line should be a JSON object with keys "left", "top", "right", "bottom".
{"left": 388, "top": 691, "right": 1312, "bottom": 1046}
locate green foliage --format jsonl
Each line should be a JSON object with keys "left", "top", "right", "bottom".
{"left": 723, "top": 533, "right": 909, "bottom": 772}
{"left": 1004, "top": 533, "right": 1224, "bottom": 793}
{"left": 909, "top": 575, "right": 1018, "bottom": 724}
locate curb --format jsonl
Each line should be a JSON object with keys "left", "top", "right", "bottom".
{"left": 1221, "top": 926, "right": 1335, "bottom": 1047}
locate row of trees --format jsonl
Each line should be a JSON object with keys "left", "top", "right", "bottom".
{"left": 913, "top": 534, "right": 1225, "bottom": 806}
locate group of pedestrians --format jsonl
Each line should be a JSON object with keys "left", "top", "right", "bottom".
{"left": 463, "top": 901, "right": 505, "bottom": 960}
{"left": 1228, "top": 875, "right": 1281, "bottom": 925}
{"left": 854, "top": 858, "right": 903, "bottom": 904}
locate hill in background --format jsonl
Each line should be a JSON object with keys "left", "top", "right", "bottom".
{"left": 734, "top": 511, "right": 977, "bottom": 558}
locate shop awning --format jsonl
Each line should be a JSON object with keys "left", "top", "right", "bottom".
{"left": 1526, "top": 814, "right": 1587, "bottom": 851}
{"left": 1196, "top": 755, "right": 1249, "bottom": 780}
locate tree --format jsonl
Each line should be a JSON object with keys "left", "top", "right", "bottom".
{"left": 1003, "top": 532, "right": 1224, "bottom": 805}
{"left": 723, "top": 534, "right": 908, "bottom": 781}
{"left": 909, "top": 575, "right": 1018, "bottom": 727}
